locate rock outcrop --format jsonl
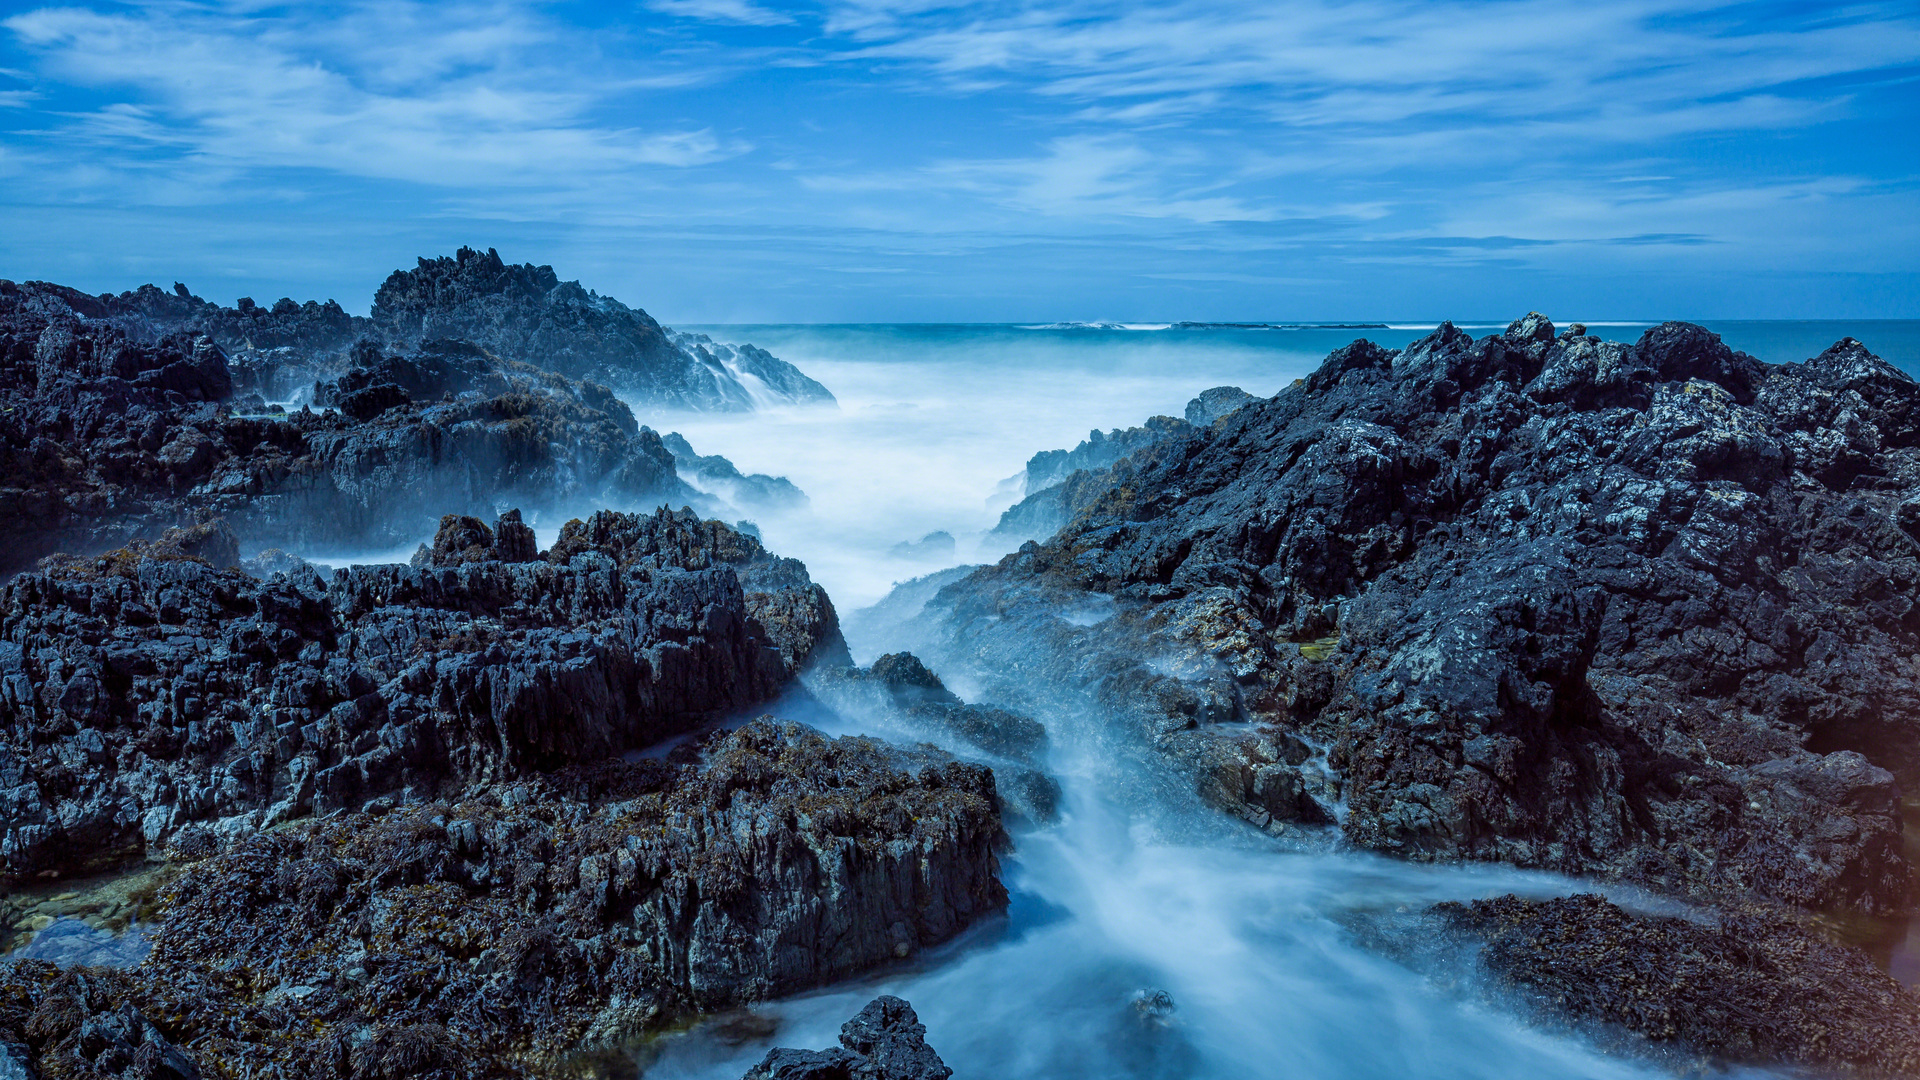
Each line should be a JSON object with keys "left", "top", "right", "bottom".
{"left": 662, "top": 432, "right": 809, "bottom": 512}
{"left": 0, "top": 508, "right": 847, "bottom": 880}
{"left": 0, "top": 282, "right": 698, "bottom": 573}
{"left": 371, "top": 248, "right": 833, "bottom": 410}
{"left": 991, "top": 386, "right": 1255, "bottom": 545}
{"left": 741, "top": 996, "right": 953, "bottom": 1080}
{"left": 0, "top": 726, "right": 1003, "bottom": 1078}
{"left": 901, "top": 317, "right": 1920, "bottom": 916}
{"left": 1432, "top": 893, "right": 1920, "bottom": 1075}
{"left": 807, "top": 653, "right": 1059, "bottom": 826}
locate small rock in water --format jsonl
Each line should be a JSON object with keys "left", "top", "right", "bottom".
{"left": 1131, "top": 988, "right": 1177, "bottom": 1026}
{"left": 741, "top": 996, "right": 951, "bottom": 1080}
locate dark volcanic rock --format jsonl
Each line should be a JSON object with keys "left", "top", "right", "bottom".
{"left": 0, "top": 725, "right": 1003, "bottom": 1078}
{"left": 0, "top": 281, "right": 693, "bottom": 574}
{"left": 371, "top": 248, "right": 833, "bottom": 410}
{"left": 0, "top": 508, "right": 847, "bottom": 880}
{"left": 1184, "top": 385, "right": 1256, "bottom": 427}
{"left": 992, "top": 386, "right": 1254, "bottom": 546}
{"left": 742, "top": 996, "right": 953, "bottom": 1080}
{"left": 905, "top": 316, "right": 1920, "bottom": 915}
{"left": 1433, "top": 893, "right": 1920, "bottom": 1075}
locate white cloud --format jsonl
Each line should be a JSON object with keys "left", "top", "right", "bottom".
{"left": 647, "top": 0, "right": 798, "bottom": 26}
{"left": 2, "top": 2, "right": 749, "bottom": 191}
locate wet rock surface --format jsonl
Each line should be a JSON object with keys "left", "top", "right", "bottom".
{"left": 1431, "top": 893, "right": 1920, "bottom": 1075}
{"left": 0, "top": 724, "right": 1002, "bottom": 1078}
{"left": 905, "top": 317, "right": 1920, "bottom": 916}
{"left": 0, "top": 508, "right": 847, "bottom": 880}
{"left": 741, "top": 996, "right": 952, "bottom": 1080}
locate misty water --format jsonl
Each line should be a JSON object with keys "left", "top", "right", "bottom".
{"left": 606, "top": 320, "right": 1920, "bottom": 1079}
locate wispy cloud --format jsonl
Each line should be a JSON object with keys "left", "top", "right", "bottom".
{"left": 648, "top": 0, "right": 799, "bottom": 27}
{"left": 0, "top": 0, "right": 1916, "bottom": 317}
{"left": 2, "top": 3, "right": 746, "bottom": 192}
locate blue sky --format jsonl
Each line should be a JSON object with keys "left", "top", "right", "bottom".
{"left": 0, "top": 0, "right": 1916, "bottom": 321}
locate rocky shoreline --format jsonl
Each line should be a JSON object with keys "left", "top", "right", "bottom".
{"left": 6, "top": 285, "right": 1920, "bottom": 1077}
{"left": 873, "top": 315, "right": 1920, "bottom": 1070}
{"left": 0, "top": 253, "right": 827, "bottom": 576}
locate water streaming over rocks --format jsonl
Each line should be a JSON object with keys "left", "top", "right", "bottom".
{"left": 7, "top": 301, "right": 1920, "bottom": 1078}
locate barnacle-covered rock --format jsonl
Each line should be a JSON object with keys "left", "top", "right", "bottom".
{"left": 1432, "top": 893, "right": 1920, "bottom": 1075}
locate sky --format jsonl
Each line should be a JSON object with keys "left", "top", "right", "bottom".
{"left": 0, "top": 0, "right": 1916, "bottom": 322}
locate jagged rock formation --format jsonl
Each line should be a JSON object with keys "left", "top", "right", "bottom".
{"left": 2, "top": 250, "right": 832, "bottom": 416}
{"left": 1430, "top": 894, "right": 1920, "bottom": 1075}
{"left": 992, "top": 386, "right": 1255, "bottom": 545}
{"left": 0, "top": 282, "right": 696, "bottom": 573}
{"left": 807, "top": 653, "right": 1059, "bottom": 826}
{"left": 0, "top": 508, "right": 848, "bottom": 880}
{"left": 902, "top": 317, "right": 1920, "bottom": 916}
{"left": 0, "top": 725, "right": 1002, "bottom": 1078}
{"left": 16, "top": 278, "right": 367, "bottom": 403}
{"left": 741, "top": 995, "right": 953, "bottom": 1080}
{"left": 371, "top": 248, "right": 833, "bottom": 410}
{"left": 667, "top": 330, "right": 837, "bottom": 410}
{"left": 662, "top": 432, "right": 808, "bottom": 512}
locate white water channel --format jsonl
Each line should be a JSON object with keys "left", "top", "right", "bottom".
{"left": 628, "top": 324, "right": 1812, "bottom": 1079}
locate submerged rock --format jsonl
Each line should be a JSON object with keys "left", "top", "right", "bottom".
{"left": 905, "top": 318, "right": 1920, "bottom": 915}
{"left": 0, "top": 507, "right": 847, "bottom": 879}
{"left": 1433, "top": 893, "right": 1920, "bottom": 1075}
{"left": 741, "top": 996, "right": 952, "bottom": 1080}
{"left": 0, "top": 724, "right": 1003, "bottom": 1077}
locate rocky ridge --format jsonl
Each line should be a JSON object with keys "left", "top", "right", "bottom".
{"left": 0, "top": 281, "right": 706, "bottom": 574}
{"left": 806, "top": 652, "right": 1060, "bottom": 827}
{"left": 0, "top": 507, "right": 848, "bottom": 881}
{"left": 899, "top": 317, "right": 1920, "bottom": 919}
{"left": 662, "top": 432, "right": 809, "bottom": 513}
{"left": 371, "top": 249, "right": 833, "bottom": 411}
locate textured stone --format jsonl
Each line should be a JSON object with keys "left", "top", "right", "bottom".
{"left": 743, "top": 996, "right": 952, "bottom": 1080}
{"left": 0, "top": 508, "right": 847, "bottom": 879}
{"left": 1433, "top": 893, "right": 1920, "bottom": 1074}
{"left": 0, "top": 728, "right": 1001, "bottom": 1078}
{"left": 906, "top": 320, "right": 1920, "bottom": 915}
